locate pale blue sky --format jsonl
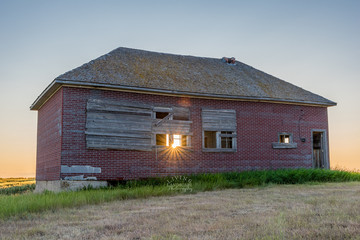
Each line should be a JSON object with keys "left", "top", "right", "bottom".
{"left": 0, "top": 0, "right": 359, "bottom": 177}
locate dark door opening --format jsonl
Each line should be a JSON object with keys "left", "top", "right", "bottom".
{"left": 313, "top": 132, "right": 325, "bottom": 168}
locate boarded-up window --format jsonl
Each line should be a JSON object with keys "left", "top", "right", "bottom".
{"left": 202, "top": 109, "right": 237, "bottom": 151}
{"left": 86, "top": 100, "right": 192, "bottom": 151}
{"left": 152, "top": 106, "right": 192, "bottom": 137}
{"left": 85, "top": 99, "right": 153, "bottom": 151}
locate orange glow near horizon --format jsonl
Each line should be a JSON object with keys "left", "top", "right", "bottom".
{"left": 1, "top": 1, "right": 360, "bottom": 177}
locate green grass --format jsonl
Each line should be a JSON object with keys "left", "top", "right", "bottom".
{"left": 1, "top": 168, "right": 360, "bottom": 220}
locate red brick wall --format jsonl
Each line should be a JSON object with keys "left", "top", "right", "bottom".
{"left": 36, "top": 88, "right": 63, "bottom": 181}
{"left": 58, "top": 86, "right": 329, "bottom": 181}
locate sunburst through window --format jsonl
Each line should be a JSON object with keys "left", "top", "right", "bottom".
{"left": 172, "top": 134, "right": 181, "bottom": 148}
{"left": 156, "top": 134, "right": 189, "bottom": 148}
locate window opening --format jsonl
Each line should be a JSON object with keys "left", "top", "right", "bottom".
{"left": 172, "top": 134, "right": 181, "bottom": 148}
{"left": 204, "top": 131, "right": 217, "bottom": 148}
{"left": 221, "top": 131, "right": 233, "bottom": 149}
{"left": 156, "top": 134, "right": 190, "bottom": 148}
{"left": 181, "top": 135, "right": 188, "bottom": 146}
{"left": 156, "top": 112, "right": 170, "bottom": 119}
{"left": 280, "top": 134, "right": 290, "bottom": 144}
{"left": 156, "top": 134, "right": 169, "bottom": 146}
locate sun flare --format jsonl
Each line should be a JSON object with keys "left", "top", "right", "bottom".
{"left": 172, "top": 134, "right": 181, "bottom": 148}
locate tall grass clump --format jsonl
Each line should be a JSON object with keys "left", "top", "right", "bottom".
{"left": 0, "top": 168, "right": 359, "bottom": 219}
{"left": 0, "top": 185, "right": 173, "bottom": 219}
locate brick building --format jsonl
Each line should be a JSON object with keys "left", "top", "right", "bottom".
{"left": 31, "top": 47, "right": 336, "bottom": 191}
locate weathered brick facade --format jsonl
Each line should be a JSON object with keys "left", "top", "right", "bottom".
{"left": 36, "top": 86, "right": 329, "bottom": 181}
{"left": 36, "top": 88, "right": 63, "bottom": 181}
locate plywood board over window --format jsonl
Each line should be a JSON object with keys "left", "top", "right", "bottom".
{"left": 202, "top": 109, "right": 237, "bottom": 152}
{"left": 153, "top": 106, "right": 192, "bottom": 149}
{"left": 85, "top": 98, "right": 153, "bottom": 151}
{"left": 152, "top": 106, "right": 191, "bottom": 134}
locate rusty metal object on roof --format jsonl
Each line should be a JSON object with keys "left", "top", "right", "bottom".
{"left": 222, "top": 57, "right": 236, "bottom": 64}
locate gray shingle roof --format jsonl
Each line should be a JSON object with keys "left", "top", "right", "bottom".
{"left": 31, "top": 47, "right": 336, "bottom": 110}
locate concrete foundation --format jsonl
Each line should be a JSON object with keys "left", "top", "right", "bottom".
{"left": 34, "top": 180, "right": 108, "bottom": 193}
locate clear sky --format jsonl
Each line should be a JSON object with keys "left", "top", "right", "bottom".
{"left": 0, "top": 0, "right": 359, "bottom": 177}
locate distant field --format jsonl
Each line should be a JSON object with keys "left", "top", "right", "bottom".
{"left": 0, "top": 178, "right": 35, "bottom": 189}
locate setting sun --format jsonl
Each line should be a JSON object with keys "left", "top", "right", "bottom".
{"left": 172, "top": 135, "right": 181, "bottom": 148}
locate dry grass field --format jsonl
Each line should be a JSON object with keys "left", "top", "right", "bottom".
{"left": 1, "top": 182, "right": 359, "bottom": 240}
{"left": 0, "top": 178, "right": 35, "bottom": 189}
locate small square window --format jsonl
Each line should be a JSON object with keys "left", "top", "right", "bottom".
{"left": 280, "top": 134, "right": 290, "bottom": 144}
{"left": 272, "top": 133, "right": 297, "bottom": 149}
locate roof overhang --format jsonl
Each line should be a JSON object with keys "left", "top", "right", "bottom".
{"left": 30, "top": 79, "right": 337, "bottom": 110}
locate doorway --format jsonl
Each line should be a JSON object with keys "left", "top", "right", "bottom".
{"left": 312, "top": 131, "right": 328, "bottom": 169}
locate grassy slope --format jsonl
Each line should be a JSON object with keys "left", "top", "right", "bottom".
{"left": 1, "top": 182, "right": 360, "bottom": 240}
{"left": 1, "top": 169, "right": 360, "bottom": 220}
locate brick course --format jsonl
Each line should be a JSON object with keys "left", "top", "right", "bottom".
{"left": 36, "top": 86, "right": 330, "bottom": 181}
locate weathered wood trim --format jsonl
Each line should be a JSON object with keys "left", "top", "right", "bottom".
{"left": 153, "top": 131, "right": 193, "bottom": 136}
{"left": 219, "top": 133, "right": 237, "bottom": 138}
{"left": 30, "top": 81, "right": 63, "bottom": 110}
{"left": 153, "top": 106, "right": 173, "bottom": 113}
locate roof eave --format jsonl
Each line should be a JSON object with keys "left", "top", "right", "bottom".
{"left": 30, "top": 79, "right": 337, "bottom": 110}
{"left": 30, "top": 80, "right": 62, "bottom": 110}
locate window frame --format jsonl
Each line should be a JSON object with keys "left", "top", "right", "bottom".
{"left": 154, "top": 133, "right": 192, "bottom": 149}
{"left": 202, "top": 130, "right": 237, "bottom": 152}
{"left": 272, "top": 132, "right": 297, "bottom": 149}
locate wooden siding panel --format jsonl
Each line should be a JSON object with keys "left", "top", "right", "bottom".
{"left": 173, "top": 107, "right": 190, "bottom": 120}
{"left": 202, "top": 109, "right": 237, "bottom": 131}
{"left": 152, "top": 120, "right": 192, "bottom": 135}
{"left": 86, "top": 99, "right": 153, "bottom": 151}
